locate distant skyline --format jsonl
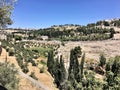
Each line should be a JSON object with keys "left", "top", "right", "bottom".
{"left": 9, "top": 0, "right": 120, "bottom": 29}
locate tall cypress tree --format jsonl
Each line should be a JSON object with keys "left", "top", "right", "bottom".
{"left": 99, "top": 54, "right": 106, "bottom": 67}
{"left": 68, "top": 49, "right": 74, "bottom": 75}
{"left": 53, "top": 58, "right": 61, "bottom": 88}
{"left": 60, "top": 55, "right": 66, "bottom": 82}
{"left": 112, "top": 56, "right": 120, "bottom": 76}
{"left": 80, "top": 53, "right": 85, "bottom": 76}
{"left": 68, "top": 46, "right": 82, "bottom": 83}
{"left": 47, "top": 50, "right": 54, "bottom": 76}
{"left": 59, "top": 55, "right": 67, "bottom": 89}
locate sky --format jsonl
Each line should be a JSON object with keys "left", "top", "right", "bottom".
{"left": 9, "top": 0, "right": 120, "bottom": 29}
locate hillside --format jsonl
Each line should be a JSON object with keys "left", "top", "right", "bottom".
{"left": 0, "top": 18, "right": 120, "bottom": 90}
{"left": 26, "top": 18, "right": 120, "bottom": 41}
{"left": 0, "top": 48, "right": 57, "bottom": 90}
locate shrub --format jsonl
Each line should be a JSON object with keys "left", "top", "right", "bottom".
{"left": 22, "top": 63, "right": 29, "bottom": 73}
{"left": 8, "top": 49, "right": 15, "bottom": 56}
{"left": 15, "top": 35, "right": 22, "bottom": 41}
{"left": 33, "top": 55, "right": 38, "bottom": 59}
{"left": 22, "top": 67, "right": 29, "bottom": 73}
{"left": 0, "top": 62, "right": 19, "bottom": 90}
{"left": 40, "top": 60, "right": 46, "bottom": 65}
{"left": 6, "top": 47, "right": 9, "bottom": 52}
{"left": 40, "top": 66, "right": 45, "bottom": 73}
{"left": 31, "top": 60, "right": 36, "bottom": 66}
{"left": 30, "top": 72, "right": 38, "bottom": 80}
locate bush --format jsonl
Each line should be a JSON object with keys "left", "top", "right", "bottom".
{"left": 40, "top": 66, "right": 45, "bottom": 73}
{"left": 31, "top": 60, "right": 36, "bottom": 66}
{"left": 30, "top": 72, "right": 38, "bottom": 80}
{"left": 32, "top": 49, "right": 39, "bottom": 53}
{"left": 8, "top": 50, "right": 15, "bottom": 56}
{"left": 40, "top": 60, "right": 46, "bottom": 65}
{"left": 22, "top": 67, "right": 29, "bottom": 73}
{"left": 15, "top": 35, "right": 22, "bottom": 41}
{"left": 22, "top": 63, "right": 29, "bottom": 73}
{"left": 6, "top": 47, "right": 9, "bottom": 52}
{"left": 33, "top": 55, "right": 39, "bottom": 59}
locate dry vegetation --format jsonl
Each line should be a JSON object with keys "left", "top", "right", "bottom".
{"left": 58, "top": 27, "right": 120, "bottom": 69}
{"left": 0, "top": 48, "right": 58, "bottom": 90}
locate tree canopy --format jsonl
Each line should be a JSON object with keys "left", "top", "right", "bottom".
{"left": 0, "top": 62, "right": 19, "bottom": 90}
{"left": 0, "top": 0, "right": 16, "bottom": 29}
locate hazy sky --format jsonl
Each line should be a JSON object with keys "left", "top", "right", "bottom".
{"left": 9, "top": 0, "right": 120, "bottom": 29}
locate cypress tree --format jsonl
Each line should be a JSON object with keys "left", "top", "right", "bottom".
{"left": 68, "top": 49, "right": 74, "bottom": 75}
{"left": 68, "top": 46, "right": 81, "bottom": 83}
{"left": 106, "top": 62, "right": 111, "bottom": 71}
{"left": 106, "top": 71, "right": 114, "bottom": 86}
{"left": 60, "top": 55, "right": 66, "bottom": 82}
{"left": 99, "top": 54, "right": 106, "bottom": 67}
{"left": 47, "top": 50, "right": 54, "bottom": 76}
{"left": 111, "top": 56, "right": 120, "bottom": 76}
{"left": 53, "top": 58, "right": 61, "bottom": 88}
{"left": 80, "top": 53, "right": 85, "bottom": 76}
{"left": 59, "top": 55, "right": 67, "bottom": 89}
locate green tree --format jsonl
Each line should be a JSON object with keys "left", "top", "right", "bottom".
{"left": 69, "top": 49, "right": 79, "bottom": 81}
{"left": 99, "top": 54, "right": 106, "bottom": 67}
{"left": 30, "top": 72, "right": 38, "bottom": 80}
{"left": 47, "top": 50, "right": 54, "bottom": 76}
{"left": 0, "top": 0, "right": 16, "bottom": 29}
{"left": 68, "top": 46, "right": 82, "bottom": 83}
{"left": 103, "top": 21, "right": 110, "bottom": 26}
{"left": 106, "top": 62, "right": 111, "bottom": 71}
{"left": 106, "top": 71, "right": 114, "bottom": 86}
{"left": 59, "top": 55, "right": 66, "bottom": 83}
{"left": 109, "top": 28, "right": 115, "bottom": 38}
{"left": 111, "top": 56, "right": 120, "bottom": 76}
{"left": 0, "top": 62, "right": 19, "bottom": 90}
{"left": 80, "top": 53, "right": 85, "bottom": 76}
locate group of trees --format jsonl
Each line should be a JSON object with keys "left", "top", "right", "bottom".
{"left": 87, "top": 20, "right": 111, "bottom": 27}
{"left": 111, "top": 19, "right": 120, "bottom": 27}
{"left": 96, "top": 19, "right": 120, "bottom": 27}
{"left": 47, "top": 51, "right": 66, "bottom": 89}
{"left": 99, "top": 55, "right": 120, "bottom": 89}
{"left": 47, "top": 46, "right": 120, "bottom": 90}
{"left": 30, "top": 25, "right": 115, "bottom": 41}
